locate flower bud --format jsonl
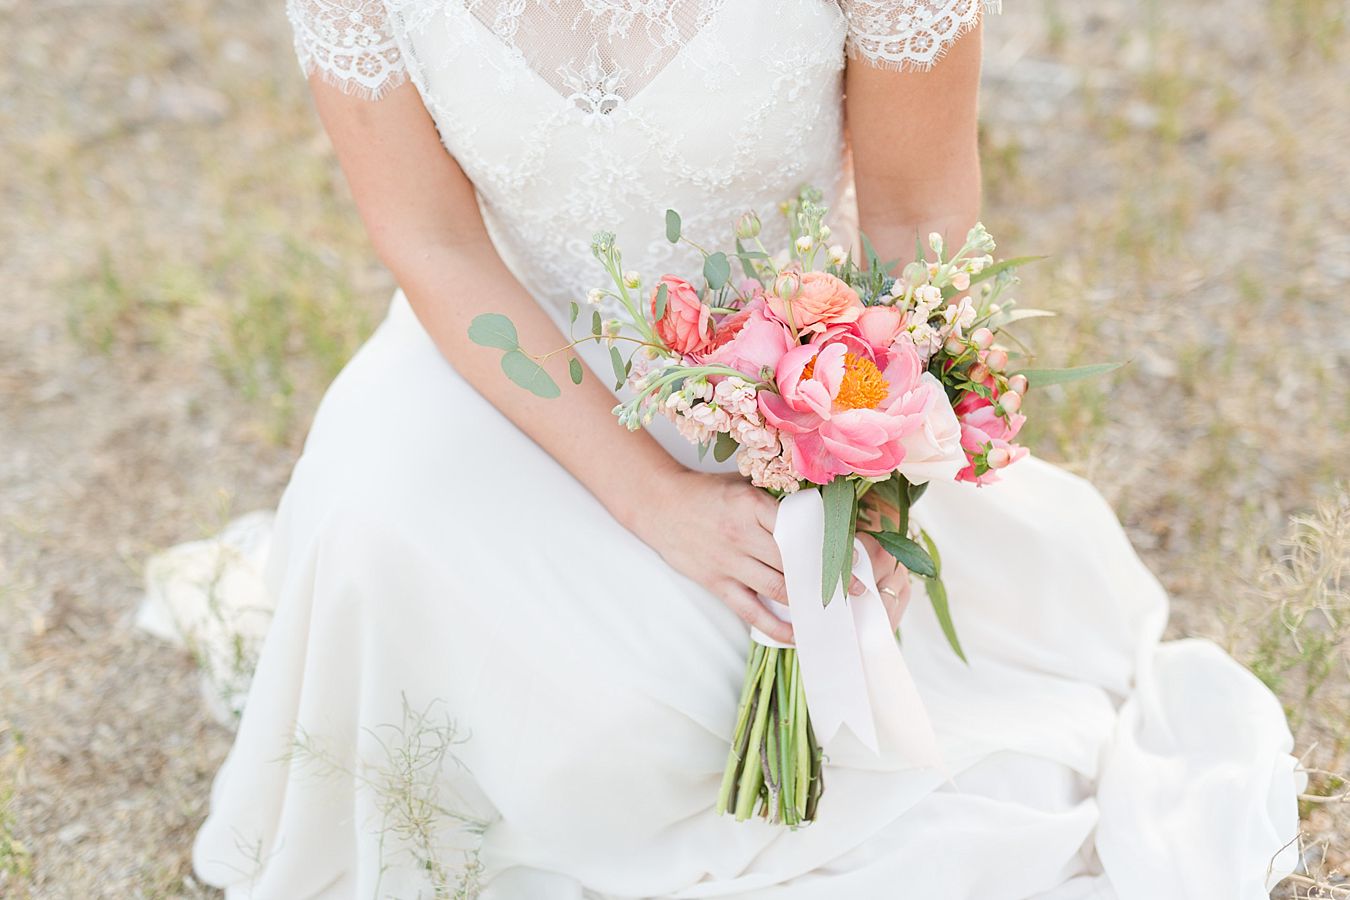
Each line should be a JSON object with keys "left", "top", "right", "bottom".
{"left": 944, "top": 333, "right": 966, "bottom": 356}
{"left": 818, "top": 224, "right": 832, "bottom": 240}
{"left": 950, "top": 271, "right": 971, "bottom": 292}
{"left": 735, "top": 211, "right": 762, "bottom": 240}
{"left": 622, "top": 270, "right": 641, "bottom": 290}
{"left": 987, "top": 446, "right": 1012, "bottom": 469}
{"left": 774, "top": 270, "right": 802, "bottom": 300}
{"left": 1008, "top": 373, "right": 1029, "bottom": 394}
{"left": 971, "top": 327, "right": 995, "bottom": 350}
{"left": 794, "top": 234, "right": 814, "bottom": 255}
{"left": 827, "top": 244, "right": 848, "bottom": 267}
{"left": 984, "top": 348, "right": 1009, "bottom": 372}
{"left": 968, "top": 362, "right": 991, "bottom": 384}
{"left": 998, "top": 390, "right": 1022, "bottom": 415}
{"left": 586, "top": 288, "right": 605, "bottom": 305}
{"left": 928, "top": 232, "right": 944, "bottom": 255}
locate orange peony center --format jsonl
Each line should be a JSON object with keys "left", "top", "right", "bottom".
{"left": 802, "top": 351, "right": 890, "bottom": 410}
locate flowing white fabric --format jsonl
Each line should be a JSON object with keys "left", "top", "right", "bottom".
{"left": 140, "top": 1, "right": 1306, "bottom": 897}
{"left": 749, "top": 490, "right": 941, "bottom": 768}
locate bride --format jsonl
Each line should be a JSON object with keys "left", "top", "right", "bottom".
{"left": 171, "top": 1, "right": 1304, "bottom": 897}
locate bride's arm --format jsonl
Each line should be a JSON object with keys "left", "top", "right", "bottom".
{"left": 844, "top": 20, "right": 985, "bottom": 266}
{"left": 305, "top": 79, "right": 801, "bottom": 641}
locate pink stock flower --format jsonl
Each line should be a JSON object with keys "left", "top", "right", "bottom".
{"left": 766, "top": 271, "right": 865, "bottom": 335}
{"left": 651, "top": 275, "right": 713, "bottom": 356}
{"left": 758, "top": 336, "right": 964, "bottom": 485}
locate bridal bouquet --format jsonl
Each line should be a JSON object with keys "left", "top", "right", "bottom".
{"left": 469, "top": 188, "right": 1113, "bottom": 826}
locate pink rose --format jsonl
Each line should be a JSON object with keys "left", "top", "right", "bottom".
{"left": 767, "top": 271, "right": 864, "bottom": 335}
{"left": 651, "top": 275, "right": 713, "bottom": 356}
{"left": 704, "top": 299, "right": 795, "bottom": 379}
{"left": 758, "top": 336, "right": 962, "bottom": 485}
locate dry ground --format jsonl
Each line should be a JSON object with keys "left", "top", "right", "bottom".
{"left": 1, "top": 0, "right": 1347, "bottom": 896}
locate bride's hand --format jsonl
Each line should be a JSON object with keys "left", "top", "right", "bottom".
{"left": 638, "top": 471, "right": 887, "bottom": 645}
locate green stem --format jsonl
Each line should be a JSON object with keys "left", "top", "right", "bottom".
{"left": 717, "top": 644, "right": 766, "bottom": 815}
{"left": 734, "top": 647, "right": 779, "bottom": 820}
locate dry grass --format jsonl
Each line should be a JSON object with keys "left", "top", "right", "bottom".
{"left": 1, "top": 0, "right": 1347, "bottom": 895}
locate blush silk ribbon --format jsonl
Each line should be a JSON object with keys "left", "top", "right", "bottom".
{"left": 749, "top": 488, "right": 943, "bottom": 770}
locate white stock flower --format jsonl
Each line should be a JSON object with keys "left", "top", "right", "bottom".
{"left": 586, "top": 288, "right": 605, "bottom": 305}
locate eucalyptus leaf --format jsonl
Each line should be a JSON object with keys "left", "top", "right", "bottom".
{"left": 609, "top": 346, "right": 626, "bottom": 389}
{"left": 467, "top": 313, "right": 519, "bottom": 351}
{"left": 1016, "top": 362, "right": 1123, "bottom": 388}
{"left": 713, "top": 431, "right": 738, "bottom": 463}
{"left": 654, "top": 282, "right": 669, "bottom": 319}
{"left": 665, "top": 209, "right": 682, "bottom": 243}
{"left": 968, "top": 255, "right": 1045, "bottom": 286}
{"left": 501, "top": 350, "right": 561, "bottom": 399}
{"left": 704, "top": 252, "right": 731, "bottom": 291}
{"left": 568, "top": 357, "right": 584, "bottom": 385}
{"left": 820, "top": 478, "right": 855, "bottom": 606}
{"left": 591, "top": 310, "right": 602, "bottom": 338}
{"left": 924, "top": 575, "right": 967, "bottom": 664}
{"left": 869, "top": 531, "right": 937, "bottom": 578}
{"left": 734, "top": 238, "right": 759, "bottom": 281}
{"left": 568, "top": 301, "right": 579, "bottom": 325}
{"left": 987, "top": 307, "right": 1055, "bottom": 329}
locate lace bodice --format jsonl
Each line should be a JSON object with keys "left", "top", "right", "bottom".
{"left": 283, "top": 0, "right": 998, "bottom": 326}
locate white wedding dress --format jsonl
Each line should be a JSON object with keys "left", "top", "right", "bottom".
{"left": 143, "top": 1, "right": 1306, "bottom": 897}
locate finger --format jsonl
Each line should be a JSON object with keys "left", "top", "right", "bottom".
{"left": 723, "top": 582, "right": 794, "bottom": 645}
{"left": 735, "top": 558, "right": 790, "bottom": 607}
{"left": 751, "top": 490, "right": 779, "bottom": 533}
{"left": 743, "top": 525, "right": 784, "bottom": 573}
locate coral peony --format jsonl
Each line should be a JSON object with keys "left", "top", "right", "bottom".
{"left": 704, "top": 300, "right": 795, "bottom": 379}
{"left": 758, "top": 337, "right": 964, "bottom": 485}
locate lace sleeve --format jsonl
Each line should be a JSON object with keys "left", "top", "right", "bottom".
{"left": 842, "top": 0, "right": 1000, "bottom": 72}
{"left": 284, "top": 0, "right": 408, "bottom": 100}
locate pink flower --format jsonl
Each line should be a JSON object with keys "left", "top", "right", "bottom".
{"left": 704, "top": 300, "right": 795, "bottom": 379}
{"left": 651, "top": 275, "right": 712, "bottom": 356}
{"left": 766, "top": 271, "right": 864, "bottom": 335}
{"left": 954, "top": 390, "right": 1028, "bottom": 485}
{"left": 758, "top": 337, "right": 964, "bottom": 485}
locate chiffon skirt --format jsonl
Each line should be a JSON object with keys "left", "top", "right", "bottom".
{"left": 172, "top": 289, "right": 1303, "bottom": 899}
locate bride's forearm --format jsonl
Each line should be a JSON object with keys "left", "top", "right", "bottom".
{"left": 385, "top": 235, "right": 686, "bottom": 534}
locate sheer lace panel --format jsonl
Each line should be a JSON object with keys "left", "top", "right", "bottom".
{"left": 841, "top": 0, "right": 1001, "bottom": 71}
{"left": 463, "top": 1, "right": 724, "bottom": 117}
{"left": 286, "top": 0, "right": 409, "bottom": 100}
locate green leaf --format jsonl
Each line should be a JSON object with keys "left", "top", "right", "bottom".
{"left": 654, "top": 282, "right": 669, "bottom": 319}
{"left": 704, "top": 252, "right": 731, "bottom": 291}
{"left": 609, "top": 346, "right": 626, "bottom": 389}
{"left": 919, "top": 528, "right": 944, "bottom": 576}
{"left": 861, "top": 230, "right": 882, "bottom": 272}
{"left": 665, "top": 209, "right": 682, "bottom": 243}
{"left": 568, "top": 301, "right": 579, "bottom": 325}
{"left": 1016, "top": 362, "right": 1123, "bottom": 388}
{"left": 467, "top": 313, "right": 519, "bottom": 350}
{"left": 907, "top": 479, "right": 929, "bottom": 508}
{"left": 968, "top": 255, "right": 1045, "bottom": 286}
{"left": 501, "top": 350, "right": 561, "bottom": 398}
{"left": 868, "top": 531, "right": 938, "bottom": 578}
{"left": 591, "top": 309, "right": 602, "bottom": 337}
{"left": 820, "top": 478, "right": 855, "bottom": 606}
{"left": 734, "top": 238, "right": 759, "bottom": 281}
{"left": 923, "top": 575, "right": 967, "bottom": 663}
{"left": 987, "top": 307, "right": 1055, "bottom": 329}
{"left": 713, "top": 431, "right": 738, "bottom": 463}
{"left": 568, "top": 357, "right": 583, "bottom": 385}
